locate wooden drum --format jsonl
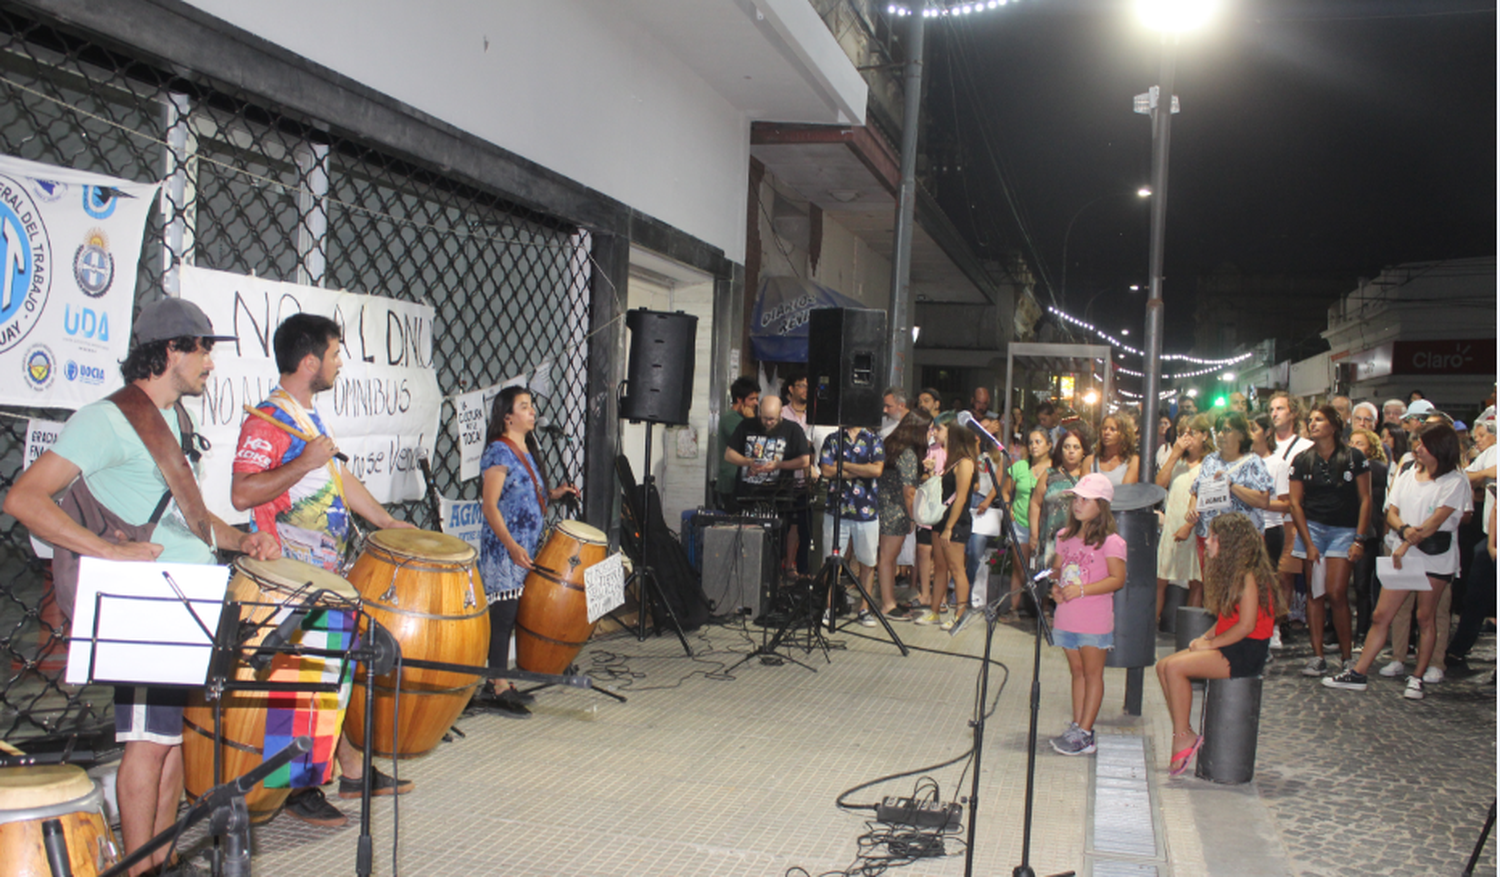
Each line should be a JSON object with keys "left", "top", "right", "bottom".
{"left": 182, "top": 557, "right": 359, "bottom": 823}
{"left": 345, "top": 529, "right": 488, "bottom": 758}
{"left": 516, "top": 521, "right": 610, "bottom": 674}
{"left": 0, "top": 765, "right": 118, "bottom": 877}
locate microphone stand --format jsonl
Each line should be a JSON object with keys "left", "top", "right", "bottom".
{"left": 947, "top": 422, "right": 1069, "bottom": 877}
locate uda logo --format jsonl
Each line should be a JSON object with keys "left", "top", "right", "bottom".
{"left": 0, "top": 174, "right": 52, "bottom": 353}
{"left": 73, "top": 228, "right": 114, "bottom": 297}
{"left": 23, "top": 344, "right": 54, "bottom": 391}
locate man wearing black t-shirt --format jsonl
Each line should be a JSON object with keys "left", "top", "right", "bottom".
{"left": 725, "top": 396, "right": 811, "bottom": 512}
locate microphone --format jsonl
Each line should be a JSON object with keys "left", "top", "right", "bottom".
{"left": 247, "top": 589, "right": 328, "bottom": 671}
{"left": 956, "top": 410, "right": 1009, "bottom": 458}
{"left": 535, "top": 418, "right": 566, "bottom": 438}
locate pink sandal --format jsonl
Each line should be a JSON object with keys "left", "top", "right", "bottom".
{"left": 1168, "top": 734, "right": 1203, "bottom": 777}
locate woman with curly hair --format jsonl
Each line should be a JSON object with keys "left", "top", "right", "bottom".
{"left": 876, "top": 409, "right": 932, "bottom": 618}
{"left": 1090, "top": 413, "right": 1140, "bottom": 486}
{"left": 1029, "top": 426, "right": 1090, "bottom": 568}
{"left": 1155, "top": 512, "right": 1284, "bottom": 776}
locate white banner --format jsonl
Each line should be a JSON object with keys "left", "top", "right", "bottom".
{"left": 23, "top": 417, "right": 64, "bottom": 559}
{"left": 179, "top": 265, "right": 440, "bottom": 523}
{"left": 584, "top": 552, "right": 626, "bottom": 624}
{"left": 0, "top": 156, "right": 159, "bottom": 409}
{"left": 455, "top": 382, "right": 506, "bottom": 482}
{"left": 440, "top": 497, "right": 486, "bottom": 556}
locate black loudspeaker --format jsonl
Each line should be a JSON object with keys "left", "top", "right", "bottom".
{"left": 807, "top": 307, "right": 886, "bottom": 427}
{"left": 620, "top": 309, "right": 697, "bottom": 425}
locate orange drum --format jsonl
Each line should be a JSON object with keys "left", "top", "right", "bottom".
{"left": 344, "top": 530, "right": 488, "bottom": 758}
{"left": 0, "top": 765, "right": 119, "bottom": 876}
{"left": 182, "top": 557, "right": 359, "bottom": 823}
{"left": 516, "top": 521, "right": 610, "bottom": 674}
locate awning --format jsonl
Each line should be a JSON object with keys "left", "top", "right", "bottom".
{"left": 749, "top": 275, "right": 864, "bottom": 363}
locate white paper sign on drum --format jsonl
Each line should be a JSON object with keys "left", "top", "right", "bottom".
{"left": 584, "top": 553, "right": 626, "bottom": 623}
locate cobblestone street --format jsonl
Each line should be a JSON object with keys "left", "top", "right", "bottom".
{"left": 1254, "top": 630, "right": 1496, "bottom": 877}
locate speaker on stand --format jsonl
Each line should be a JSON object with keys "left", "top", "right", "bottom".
{"left": 619, "top": 308, "right": 697, "bottom": 656}
{"left": 807, "top": 307, "right": 886, "bottom": 428}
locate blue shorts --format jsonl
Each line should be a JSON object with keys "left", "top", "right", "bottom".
{"left": 823, "top": 515, "right": 879, "bottom": 567}
{"left": 115, "top": 686, "right": 187, "bottom": 745}
{"left": 1292, "top": 520, "right": 1358, "bottom": 560}
{"left": 1053, "top": 629, "right": 1114, "bottom": 650}
{"left": 1013, "top": 524, "right": 1030, "bottom": 546}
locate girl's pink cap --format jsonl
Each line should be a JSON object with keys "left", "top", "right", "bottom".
{"left": 1065, "top": 473, "right": 1114, "bottom": 503}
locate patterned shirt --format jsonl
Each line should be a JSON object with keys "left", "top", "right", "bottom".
{"left": 820, "top": 428, "right": 884, "bottom": 521}
{"left": 232, "top": 390, "right": 350, "bottom": 571}
{"left": 1192, "top": 452, "right": 1274, "bottom": 535}
{"left": 479, "top": 439, "right": 546, "bottom": 600}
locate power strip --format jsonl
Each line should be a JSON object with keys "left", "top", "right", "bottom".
{"left": 876, "top": 796, "right": 963, "bottom": 830}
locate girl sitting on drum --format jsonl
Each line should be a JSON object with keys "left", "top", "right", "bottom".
{"left": 477, "top": 386, "right": 579, "bottom": 717}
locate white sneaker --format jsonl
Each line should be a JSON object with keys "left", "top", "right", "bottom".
{"left": 1269, "top": 626, "right": 1283, "bottom": 650}
{"left": 1300, "top": 656, "right": 1329, "bottom": 677}
{"left": 1378, "top": 660, "right": 1405, "bottom": 678}
{"left": 1422, "top": 666, "right": 1445, "bottom": 684}
{"left": 1403, "top": 676, "right": 1424, "bottom": 700}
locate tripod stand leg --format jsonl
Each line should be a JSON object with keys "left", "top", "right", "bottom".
{"left": 823, "top": 553, "right": 909, "bottom": 656}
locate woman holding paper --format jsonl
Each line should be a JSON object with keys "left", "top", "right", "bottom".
{"left": 1324, "top": 422, "right": 1469, "bottom": 699}
{"left": 1288, "top": 405, "right": 1371, "bottom": 678}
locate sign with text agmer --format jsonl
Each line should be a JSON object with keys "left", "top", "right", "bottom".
{"left": 180, "top": 265, "right": 440, "bottom": 523}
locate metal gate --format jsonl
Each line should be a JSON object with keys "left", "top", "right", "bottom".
{"left": 0, "top": 9, "right": 593, "bottom": 741}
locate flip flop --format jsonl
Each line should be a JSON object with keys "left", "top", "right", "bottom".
{"left": 1168, "top": 734, "right": 1203, "bottom": 777}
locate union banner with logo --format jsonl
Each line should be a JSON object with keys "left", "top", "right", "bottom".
{"left": 0, "top": 155, "right": 159, "bottom": 409}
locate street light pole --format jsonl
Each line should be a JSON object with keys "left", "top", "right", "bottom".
{"left": 1138, "top": 34, "right": 1177, "bottom": 487}
{"left": 886, "top": 0, "right": 926, "bottom": 391}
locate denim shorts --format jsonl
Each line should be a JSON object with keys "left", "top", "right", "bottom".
{"left": 1053, "top": 629, "right": 1114, "bottom": 650}
{"left": 115, "top": 685, "right": 187, "bottom": 745}
{"left": 1292, "top": 519, "right": 1358, "bottom": 560}
{"left": 1013, "top": 524, "right": 1030, "bottom": 546}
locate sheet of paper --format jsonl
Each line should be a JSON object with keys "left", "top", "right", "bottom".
{"left": 584, "top": 553, "right": 626, "bottom": 624}
{"left": 1376, "top": 556, "right": 1431, "bottom": 591}
{"left": 1197, "top": 473, "right": 1232, "bottom": 514}
{"left": 1309, "top": 558, "right": 1326, "bottom": 599}
{"left": 66, "top": 559, "right": 230, "bottom": 686}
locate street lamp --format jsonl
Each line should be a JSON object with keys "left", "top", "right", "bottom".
{"left": 1059, "top": 188, "right": 1151, "bottom": 310}
{"left": 1134, "top": 0, "right": 1219, "bottom": 485}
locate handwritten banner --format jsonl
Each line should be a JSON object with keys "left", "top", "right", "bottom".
{"left": 180, "top": 265, "right": 440, "bottom": 523}
{"left": 584, "top": 552, "right": 626, "bottom": 623}
{"left": 23, "top": 417, "right": 64, "bottom": 558}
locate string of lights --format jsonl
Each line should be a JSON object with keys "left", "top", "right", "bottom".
{"left": 888, "top": 1, "right": 1028, "bottom": 17}
{"left": 1046, "top": 306, "right": 1255, "bottom": 367}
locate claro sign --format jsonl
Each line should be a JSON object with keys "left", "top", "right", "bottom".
{"left": 1341, "top": 339, "right": 1496, "bottom": 380}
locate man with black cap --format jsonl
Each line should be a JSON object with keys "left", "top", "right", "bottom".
{"left": 5, "top": 296, "right": 280, "bottom": 876}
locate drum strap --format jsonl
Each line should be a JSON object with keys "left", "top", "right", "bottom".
{"left": 501, "top": 436, "right": 547, "bottom": 516}
{"left": 107, "top": 383, "right": 215, "bottom": 547}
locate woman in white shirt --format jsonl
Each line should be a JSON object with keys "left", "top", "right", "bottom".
{"left": 1322, "top": 422, "right": 1471, "bottom": 700}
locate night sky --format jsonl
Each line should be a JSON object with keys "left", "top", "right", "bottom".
{"left": 923, "top": 0, "right": 1497, "bottom": 355}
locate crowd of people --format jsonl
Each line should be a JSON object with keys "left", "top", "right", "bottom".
{"left": 718, "top": 378, "right": 1497, "bottom": 770}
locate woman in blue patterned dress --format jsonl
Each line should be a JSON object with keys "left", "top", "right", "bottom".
{"left": 1187, "top": 411, "right": 1275, "bottom": 571}
{"left": 477, "top": 386, "right": 578, "bottom": 716}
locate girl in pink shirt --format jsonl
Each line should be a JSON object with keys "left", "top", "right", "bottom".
{"left": 1046, "top": 473, "right": 1127, "bottom": 756}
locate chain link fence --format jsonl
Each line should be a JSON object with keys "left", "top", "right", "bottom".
{"left": 0, "top": 8, "right": 594, "bottom": 743}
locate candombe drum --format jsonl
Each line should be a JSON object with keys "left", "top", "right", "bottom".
{"left": 345, "top": 529, "right": 489, "bottom": 758}
{"left": 516, "top": 521, "right": 610, "bottom": 674}
{"left": 182, "top": 557, "right": 360, "bottom": 823}
{"left": 0, "top": 765, "right": 118, "bottom": 876}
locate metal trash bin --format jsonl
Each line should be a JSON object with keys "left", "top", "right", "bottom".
{"left": 1175, "top": 607, "right": 1215, "bottom": 652}
{"left": 1106, "top": 484, "right": 1168, "bottom": 670}
{"left": 1159, "top": 584, "right": 1187, "bottom": 634}
{"left": 1196, "top": 675, "right": 1263, "bottom": 784}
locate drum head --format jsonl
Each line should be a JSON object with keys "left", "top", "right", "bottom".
{"left": 556, "top": 520, "right": 607, "bottom": 545}
{"left": 368, "top": 529, "right": 476, "bottom": 563}
{"left": 234, "top": 556, "right": 359, "bottom": 600}
{"left": 0, "top": 765, "right": 93, "bottom": 810}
